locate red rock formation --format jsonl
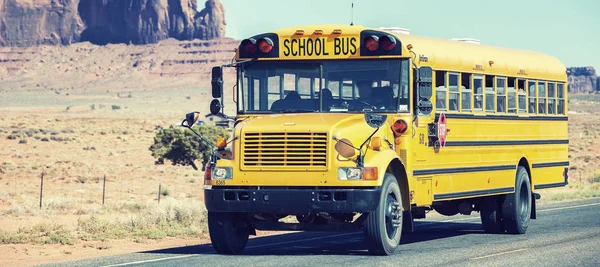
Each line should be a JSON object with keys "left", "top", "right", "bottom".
{"left": 0, "top": 0, "right": 84, "bottom": 46}
{"left": 0, "top": 0, "right": 226, "bottom": 46}
{"left": 568, "top": 67, "right": 599, "bottom": 93}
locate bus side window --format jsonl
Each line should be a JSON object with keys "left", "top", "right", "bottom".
{"left": 538, "top": 81, "right": 546, "bottom": 114}
{"left": 548, "top": 82, "right": 556, "bottom": 115}
{"left": 449, "top": 73, "right": 459, "bottom": 111}
{"left": 485, "top": 75, "right": 495, "bottom": 113}
{"left": 528, "top": 80, "right": 536, "bottom": 114}
{"left": 436, "top": 71, "right": 447, "bottom": 111}
{"left": 496, "top": 76, "right": 506, "bottom": 113}
{"left": 461, "top": 73, "right": 472, "bottom": 112}
{"left": 517, "top": 79, "right": 526, "bottom": 114}
{"left": 507, "top": 77, "right": 517, "bottom": 113}
{"left": 557, "top": 83, "right": 565, "bottom": 115}
{"left": 474, "top": 75, "right": 484, "bottom": 111}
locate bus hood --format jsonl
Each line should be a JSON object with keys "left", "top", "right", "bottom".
{"left": 237, "top": 113, "right": 375, "bottom": 136}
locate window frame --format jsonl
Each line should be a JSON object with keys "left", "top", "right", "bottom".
{"left": 538, "top": 80, "right": 547, "bottom": 114}
{"left": 460, "top": 73, "right": 473, "bottom": 113}
{"left": 473, "top": 74, "right": 484, "bottom": 113}
{"left": 448, "top": 72, "right": 460, "bottom": 112}
{"left": 485, "top": 75, "right": 496, "bottom": 113}
{"left": 496, "top": 76, "right": 507, "bottom": 113}
{"left": 528, "top": 80, "right": 537, "bottom": 114}
{"left": 557, "top": 82, "right": 565, "bottom": 115}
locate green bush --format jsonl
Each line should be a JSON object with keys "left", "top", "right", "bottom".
{"left": 149, "top": 125, "right": 228, "bottom": 170}
{"left": 593, "top": 170, "right": 600, "bottom": 183}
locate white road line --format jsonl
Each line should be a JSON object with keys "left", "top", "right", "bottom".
{"left": 470, "top": 248, "right": 529, "bottom": 260}
{"left": 99, "top": 200, "right": 600, "bottom": 266}
{"left": 537, "top": 202, "right": 600, "bottom": 212}
{"left": 99, "top": 254, "right": 197, "bottom": 267}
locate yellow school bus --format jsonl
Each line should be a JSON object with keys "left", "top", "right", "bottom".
{"left": 188, "top": 24, "right": 568, "bottom": 255}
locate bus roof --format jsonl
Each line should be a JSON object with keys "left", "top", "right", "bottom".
{"left": 266, "top": 24, "right": 567, "bottom": 82}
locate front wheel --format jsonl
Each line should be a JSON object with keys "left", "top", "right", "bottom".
{"left": 364, "top": 173, "right": 403, "bottom": 255}
{"left": 208, "top": 212, "right": 250, "bottom": 254}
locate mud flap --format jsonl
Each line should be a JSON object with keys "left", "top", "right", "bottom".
{"left": 530, "top": 193, "right": 540, "bottom": 219}
{"left": 402, "top": 210, "right": 414, "bottom": 232}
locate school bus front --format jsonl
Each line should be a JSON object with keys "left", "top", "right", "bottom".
{"left": 201, "top": 25, "right": 413, "bottom": 255}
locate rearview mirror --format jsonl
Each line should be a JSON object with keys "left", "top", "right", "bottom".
{"left": 210, "top": 99, "right": 222, "bottom": 115}
{"left": 211, "top": 66, "right": 223, "bottom": 98}
{"left": 184, "top": 112, "right": 201, "bottom": 127}
{"left": 364, "top": 113, "right": 387, "bottom": 128}
{"left": 417, "top": 66, "right": 432, "bottom": 99}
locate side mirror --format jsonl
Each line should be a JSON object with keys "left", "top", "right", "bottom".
{"left": 184, "top": 112, "right": 201, "bottom": 127}
{"left": 211, "top": 66, "right": 223, "bottom": 98}
{"left": 334, "top": 138, "right": 356, "bottom": 158}
{"left": 417, "top": 66, "right": 433, "bottom": 99}
{"left": 364, "top": 113, "right": 387, "bottom": 128}
{"left": 210, "top": 99, "right": 222, "bottom": 115}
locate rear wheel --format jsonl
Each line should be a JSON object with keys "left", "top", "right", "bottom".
{"left": 364, "top": 173, "right": 403, "bottom": 255}
{"left": 502, "top": 166, "right": 532, "bottom": 234}
{"left": 208, "top": 212, "right": 250, "bottom": 254}
{"left": 479, "top": 196, "right": 505, "bottom": 233}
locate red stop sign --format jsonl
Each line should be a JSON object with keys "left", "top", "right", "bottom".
{"left": 438, "top": 113, "right": 447, "bottom": 147}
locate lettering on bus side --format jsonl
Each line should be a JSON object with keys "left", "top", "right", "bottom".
{"left": 283, "top": 37, "right": 357, "bottom": 57}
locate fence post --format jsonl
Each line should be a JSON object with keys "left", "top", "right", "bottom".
{"left": 39, "top": 169, "right": 44, "bottom": 209}
{"left": 102, "top": 174, "right": 106, "bottom": 205}
{"left": 158, "top": 183, "right": 161, "bottom": 204}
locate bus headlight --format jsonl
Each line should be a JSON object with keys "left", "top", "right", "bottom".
{"left": 338, "top": 168, "right": 362, "bottom": 180}
{"left": 212, "top": 167, "right": 233, "bottom": 180}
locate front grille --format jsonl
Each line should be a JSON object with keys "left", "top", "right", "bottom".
{"left": 242, "top": 132, "right": 328, "bottom": 169}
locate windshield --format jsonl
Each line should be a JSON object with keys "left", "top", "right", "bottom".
{"left": 237, "top": 59, "right": 409, "bottom": 114}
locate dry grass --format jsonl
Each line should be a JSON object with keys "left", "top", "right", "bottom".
{"left": 0, "top": 198, "right": 207, "bottom": 245}
{"left": 539, "top": 181, "right": 600, "bottom": 202}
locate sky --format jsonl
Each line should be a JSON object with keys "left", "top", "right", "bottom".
{"left": 214, "top": 0, "right": 600, "bottom": 70}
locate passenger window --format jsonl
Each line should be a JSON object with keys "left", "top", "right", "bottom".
{"left": 496, "top": 77, "right": 506, "bottom": 113}
{"left": 474, "top": 75, "right": 484, "bottom": 111}
{"left": 548, "top": 82, "right": 556, "bottom": 115}
{"left": 436, "top": 71, "right": 447, "bottom": 111}
{"left": 461, "top": 73, "right": 472, "bottom": 112}
{"left": 507, "top": 77, "right": 516, "bottom": 113}
{"left": 528, "top": 80, "right": 536, "bottom": 114}
{"left": 449, "top": 73, "right": 459, "bottom": 111}
{"left": 538, "top": 81, "right": 546, "bottom": 114}
{"left": 517, "top": 79, "right": 526, "bottom": 114}
{"left": 485, "top": 75, "right": 495, "bottom": 113}
{"left": 557, "top": 83, "right": 565, "bottom": 115}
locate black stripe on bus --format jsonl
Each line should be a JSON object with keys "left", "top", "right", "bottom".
{"left": 534, "top": 182, "right": 566, "bottom": 190}
{"left": 445, "top": 139, "right": 569, "bottom": 147}
{"left": 531, "top": 161, "right": 570, "bottom": 168}
{"left": 413, "top": 164, "right": 515, "bottom": 176}
{"left": 434, "top": 187, "right": 514, "bottom": 200}
{"left": 435, "top": 113, "right": 568, "bottom": 121}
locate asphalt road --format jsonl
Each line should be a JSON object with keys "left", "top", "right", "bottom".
{"left": 41, "top": 198, "right": 600, "bottom": 267}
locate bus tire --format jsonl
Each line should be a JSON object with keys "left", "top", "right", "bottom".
{"left": 364, "top": 173, "right": 403, "bottom": 255}
{"left": 502, "top": 166, "right": 532, "bottom": 234}
{"left": 208, "top": 212, "right": 249, "bottom": 254}
{"left": 479, "top": 196, "right": 505, "bottom": 233}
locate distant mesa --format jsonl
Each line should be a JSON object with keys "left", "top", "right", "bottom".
{"left": 0, "top": 0, "right": 226, "bottom": 47}
{"left": 568, "top": 67, "right": 600, "bottom": 93}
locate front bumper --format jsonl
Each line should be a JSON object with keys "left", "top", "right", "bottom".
{"left": 204, "top": 187, "right": 381, "bottom": 214}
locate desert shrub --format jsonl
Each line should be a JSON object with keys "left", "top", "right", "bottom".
{"left": 111, "top": 105, "right": 121, "bottom": 110}
{"left": 149, "top": 125, "right": 228, "bottom": 170}
{"left": 593, "top": 170, "right": 600, "bottom": 183}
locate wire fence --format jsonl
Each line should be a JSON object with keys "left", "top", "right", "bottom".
{"left": 1, "top": 168, "right": 205, "bottom": 212}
